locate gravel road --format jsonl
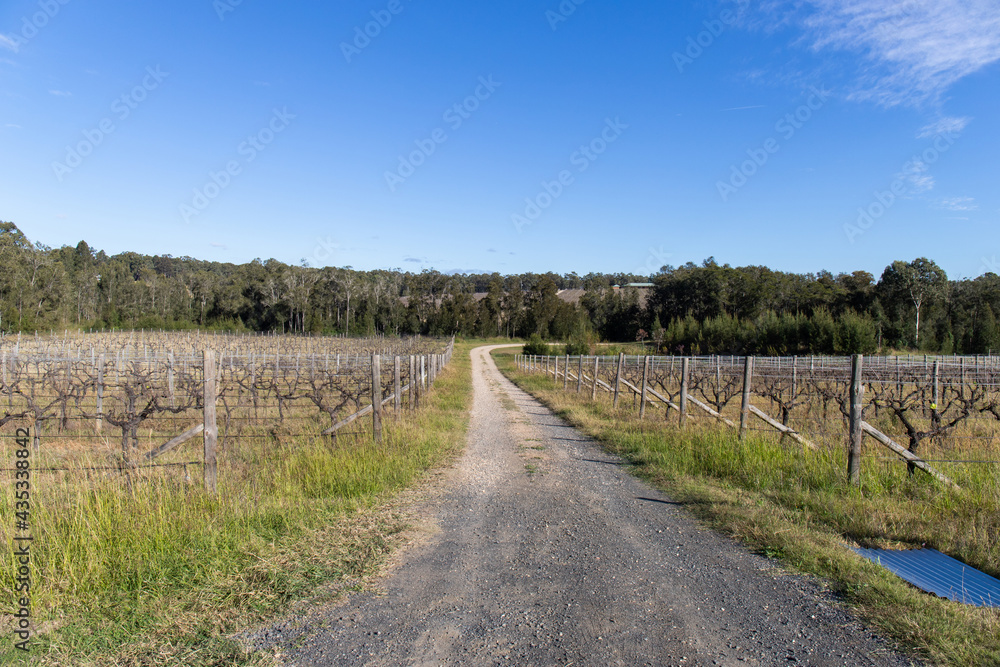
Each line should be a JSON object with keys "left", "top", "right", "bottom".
{"left": 253, "top": 345, "right": 917, "bottom": 666}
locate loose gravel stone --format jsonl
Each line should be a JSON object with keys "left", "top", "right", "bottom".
{"left": 248, "top": 345, "right": 918, "bottom": 666}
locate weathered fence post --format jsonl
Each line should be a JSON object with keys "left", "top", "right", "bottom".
{"left": 577, "top": 355, "right": 584, "bottom": 394}
{"left": 564, "top": 354, "right": 570, "bottom": 391}
{"left": 956, "top": 357, "right": 966, "bottom": 398}
{"left": 372, "top": 354, "right": 383, "bottom": 442}
{"left": 96, "top": 353, "right": 105, "bottom": 434}
{"left": 591, "top": 357, "right": 599, "bottom": 401}
{"left": 739, "top": 356, "right": 754, "bottom": 441}
{"left": 554, "top": 355, "right": 560, "bottom": 387}
{"left": 167, "top": 350, "right": 176, "bottom": 409}
{"left": 394, "top": 355, "right": 401, "bottom": 419}
{"left": 639, "top": 356, "right": 650, "bottom": 419}
{"left": 203, "top": 349, "right": 218, "bottom": 494}
{"left": 613, "top": 353, "right": 624, "bottom": 408}
{"left": 679, "top": 357, "right": 690, "bottom": 429}
{"left": 931, "top": 358, "right": 940, "bottom": 430}
{"left": 847, "top": 354, "right": 864, "bottom": 487}
{"left": 409, "top": 355, "right": 416, "bottom": 409}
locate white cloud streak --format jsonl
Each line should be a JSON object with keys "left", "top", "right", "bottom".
{"left": 918, "top": 116, "right": 971, "bottom": 138}
{"left": 899, "top": 159, "right": 934, "bottom": 194}
{"left": 757, "top": 0, "right": 1000, "bottom": 107}
{"left": 938, "top": 196, "right": 978, "bottom": 211}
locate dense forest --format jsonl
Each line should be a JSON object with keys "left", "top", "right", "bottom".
{"left": 1, "top": 221, "right": 998, "bottom": 355}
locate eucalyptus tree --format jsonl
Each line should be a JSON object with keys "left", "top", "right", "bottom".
{"left": 877, "top": 258, "right": 947, "bottom": 347}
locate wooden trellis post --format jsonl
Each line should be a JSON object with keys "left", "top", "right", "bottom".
{"left": 679, "top": 357, "right": 690, "bottom": 429}
{"left": 847, "top": 354, "right": 864, "bottom": 486}
{"left": 931, "top": 359, "right": 941, "bottom": 432}
{"left": 372, "top": 354, "right": 382, "bottom": 442}
{"left": 739, "top": 356, "right": 754, "bottom": 442}
{"left": 394, "top": 356, "right": 401, "bottom": 418}
{"left": 613, "top": 353, "right": 624, "bottom": 408}
{"left": 639, "top": 356, "right": 650, "bottom": 419}
{"left": 203, "top": 349, "right": 218, "bottom": 494}
{"left": 167, "top": 350, "right": 176, "bottom": 409}
{"left": 409, "top": 355, "right": 416, "bottom": 409}
{"left": 591, "top": 357, "right": 599, "bottom": 401}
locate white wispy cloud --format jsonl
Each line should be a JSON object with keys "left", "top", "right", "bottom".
{"left": 938, "top": 196, "right": 979, "bottom": 211}
{"left": 0, "top": 35, "right": 18, "bottom": 53}
{"left": 918, "top": 116, "right": 971, "bottom": 138}
{"left": 898, "top": 159, "right": 934, "bottom": 194}
{"left": 49, "top": 90, "right": 72, "bottom": 97}
{"left": 756, "top": 0, "right": 1000, "bottom": 107}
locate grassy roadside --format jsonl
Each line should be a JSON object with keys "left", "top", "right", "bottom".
{"left": 1, "top": 342, "right": 479, "bottom": 667}
{"left": 492, "top": 348, "right": 1000, "bottom": 666}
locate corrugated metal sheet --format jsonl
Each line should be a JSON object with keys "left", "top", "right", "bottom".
{"left": 852, "top": 547, "right": 1000, "bottom": 608}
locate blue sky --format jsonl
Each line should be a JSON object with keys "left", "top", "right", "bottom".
{"left": 1, "top": 0, "right": 998, "bottom": 280}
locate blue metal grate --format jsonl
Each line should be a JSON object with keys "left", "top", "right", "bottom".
{"left": 852, "top": 547, "right": 1000, "bottom": 608}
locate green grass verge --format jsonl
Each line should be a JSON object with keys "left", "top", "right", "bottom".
{"left": 1, "top": 343, "right": 476, "bottom": 667}
{"left": 493, "top": 348, "right": 1000, "bottom": 666}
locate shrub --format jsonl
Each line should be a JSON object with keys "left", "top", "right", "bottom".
{"left": 523, "top": 333, "right": 550, "bottom": 356}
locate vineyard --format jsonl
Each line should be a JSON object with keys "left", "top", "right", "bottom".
{"left": 0, "top": 330, "right": 454, "bottom": 489}
{"left": 517, "top": 352, "right": 1000, "bottom": 489}
{"left": 0, "top": 331, "right": 462, "bottom": 664}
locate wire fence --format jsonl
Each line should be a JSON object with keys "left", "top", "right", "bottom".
{"left": 0, "top": 332, "right": 456, "bottom": 491}
{"left": 517, "top": 352, "right": 1000, "bottom": 487}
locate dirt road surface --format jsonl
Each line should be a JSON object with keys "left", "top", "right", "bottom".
{"left": 252, "top": 345, "right": 916, "bottom": 666}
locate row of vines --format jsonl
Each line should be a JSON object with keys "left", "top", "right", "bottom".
{"left": 1, "top": 331, "right": 455, "bottom": 485}
{"left": 519, "top": 353, "right": 1000, "bottom": 486}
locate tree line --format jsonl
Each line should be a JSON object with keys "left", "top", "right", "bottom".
{"left": 1, "top": 222, "right": 997, "bottom": 355}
